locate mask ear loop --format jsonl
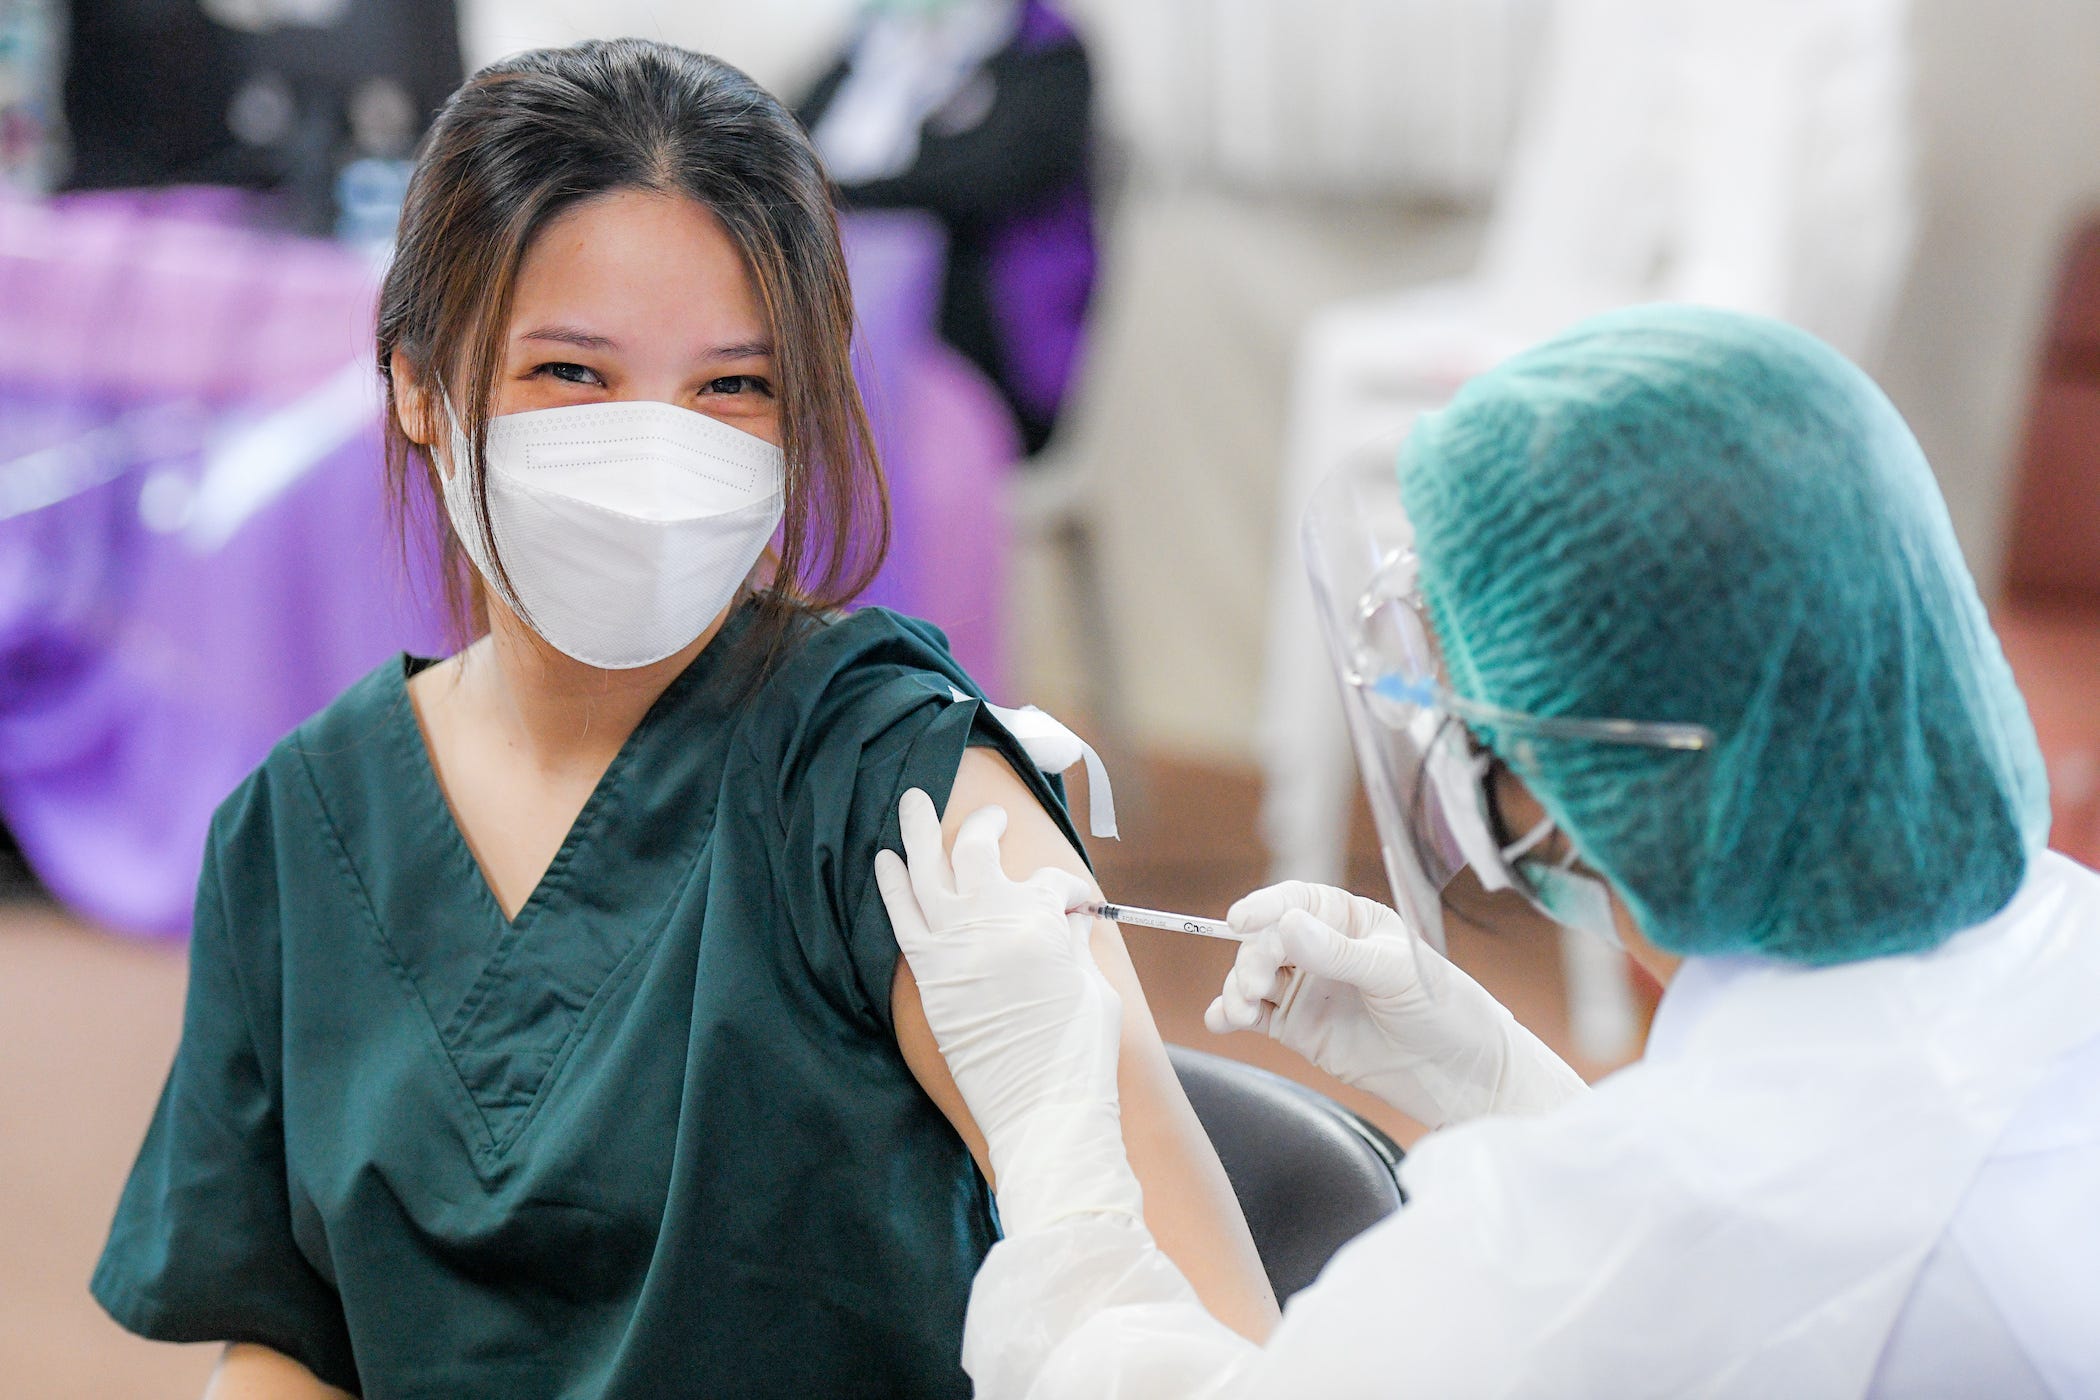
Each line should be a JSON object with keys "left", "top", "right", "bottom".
{"left": 1409, "top": 712, "right": 1473, "bottom": 884}
{"left": 1422, "top": 715, "right": 1532, "bottom": 935}
{"left": 1500, "top": 814, "right": 1556, "bottom": 864}
{"left": 1473, "top": 743, "right": 1576, "bottom": 924}
{"left": 433, "top": 387, "right": 537, "bottom": 635}
{"left": 1471, "top": 733, "right": 1550, "bottom": 875}
{"left": 1483, "top": 747, "right": 1605, "bottom": 925}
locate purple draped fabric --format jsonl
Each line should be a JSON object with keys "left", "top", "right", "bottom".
{"left": 985, "top": 0, "right": 1098, "bottom": 425}
{"left": 986, "top": 183, "right": 1095, "bottom": 426}
{"left": 844, "top": 208, "right": 1020, "bottom": 696}
{"left": 0, "top": 402, "right": 451, "bottom": 935}
{"left": 0, "top": 190, "right": 439, "bottom": 936}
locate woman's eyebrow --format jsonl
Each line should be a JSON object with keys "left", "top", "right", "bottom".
{"left": 704, "top": 340, "right": 775, "bottom": 361}
{"left": 517, "top": 327, "right": 774, "bottom": 360}
{"left": 521, "top": 325, "right": 619, "bottom": 351}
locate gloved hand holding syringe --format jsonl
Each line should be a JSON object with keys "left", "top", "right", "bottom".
{"left": 1073, "top": 883, "right": 1583, "bottom": 1131}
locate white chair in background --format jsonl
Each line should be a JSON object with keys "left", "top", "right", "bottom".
{"left": 1256, "top": 0, "right": 1918, "bottom": 1059}
{"left": 1023, "top": 0, "right": 1545, "bottom": 784}
{"left": 1017, "top": 0, "right": 1544, "bottom": 772}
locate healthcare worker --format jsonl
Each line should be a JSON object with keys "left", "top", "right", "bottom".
{"left": 875, "top": 305, "right": 2100, "bottom": 1398}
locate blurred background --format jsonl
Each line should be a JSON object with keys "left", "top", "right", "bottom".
{"left": 4, "top": 0, "right": 2100, "bottom": 1392}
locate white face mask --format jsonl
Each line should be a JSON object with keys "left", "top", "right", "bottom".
{"left": 441, "top": 399, "right": 786, "bottom": 669}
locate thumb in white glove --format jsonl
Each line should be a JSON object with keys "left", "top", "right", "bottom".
{"left": 874, "top": 788, "right": 1141, "bottom": 1235}
{"left": 1203, "top": 882, "right": 1586, "bottom": 1130}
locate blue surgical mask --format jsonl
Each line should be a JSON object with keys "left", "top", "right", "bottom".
{"left": 1520, "top": 860, "right": 1623, "bottom": 951}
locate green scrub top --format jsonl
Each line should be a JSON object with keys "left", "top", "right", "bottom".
{"left": 91, "top": 604, "right": 1084, "bottom": 1399}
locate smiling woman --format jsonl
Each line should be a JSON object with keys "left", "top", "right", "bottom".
{"left": 375, "top": 48, "right": 884, "bottom": 651}
{"left": 87, "top": 38, "right": 1274, "bottom": 1400}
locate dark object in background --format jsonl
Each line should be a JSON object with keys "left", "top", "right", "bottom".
{"left": 0, "top": 816, "right": 44, "bottom": 902}
{"left": 2004, "top": 212, "right": 2100, "bottom": 609}
{"left": 1168, "top": 1045, "right": 1405, "bottom": 1302}
{"left": 59, "top": 0, "right": 461, "bottom": 236}
{"left": 800, "top": 0, "right": 1096, "bottom": 457}
{"left": 1996, "top": 209, "right": 2100, "bottom": 867}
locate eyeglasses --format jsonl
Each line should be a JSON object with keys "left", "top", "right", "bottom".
{"left": 1340, "top": 553, "right": 1716, "bottom": 766}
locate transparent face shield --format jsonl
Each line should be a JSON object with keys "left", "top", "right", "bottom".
{"left": 1302, "top": 456, "right": 1716, "bottom": 957}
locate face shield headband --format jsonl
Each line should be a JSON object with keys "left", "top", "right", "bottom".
{"left": 1302, "top": 455, "right": 1715, "bottom": 956}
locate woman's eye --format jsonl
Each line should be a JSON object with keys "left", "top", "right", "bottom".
{"left": 534, "top": 362, "right": 603, "bottom": 386}
{"left": 704, "top": 375, "right": 773, "bottom": 398}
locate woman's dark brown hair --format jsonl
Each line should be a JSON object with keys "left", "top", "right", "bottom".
{"left": 376, "top": 38, "right": 886, "bottom": 652}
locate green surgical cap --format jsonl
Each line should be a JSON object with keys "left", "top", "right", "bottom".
{"left": 1399, "top": 304, "right": 2049, "bottom": 965}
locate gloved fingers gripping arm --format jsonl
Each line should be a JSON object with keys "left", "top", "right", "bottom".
{"left": 885, "top": 759, "right": 1280, "bottom": 1346}
{"left": 874, "top": 789, "right": 1139, "bottom": 1234}
{"left": 881, "top": 848, "right": 1264, "bottom": 1398}
{"left": 1204, "top": 882, "right": 1588, "bottom": 1129}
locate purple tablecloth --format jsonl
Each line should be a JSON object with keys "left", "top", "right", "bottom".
{"left": 0, "top": 195, "right": 1017, "bottom": 938}
{"left": 0, "top": 401, "right": 451, "bottom": 935}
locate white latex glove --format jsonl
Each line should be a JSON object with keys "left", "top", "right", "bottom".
{"left": 875, "top": 788, "right": 1142, "bottom": 1235}
{"left": 1204, "top": 882, "right": 1588, "bottom": 1130}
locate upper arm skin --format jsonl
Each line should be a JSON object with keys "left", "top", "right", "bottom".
{"left": 891, "top": 747, "right": 1281, "bottom": 1342}
{"left": 203, "top": 1344, "right": 353, "bottom": 1400}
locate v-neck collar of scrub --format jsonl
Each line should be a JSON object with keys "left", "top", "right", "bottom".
{"left": 359, "top": 606, "right": 754, "bottom": 1161}
{"left": 396, "top": 629, "right": 726, "bottom": 935}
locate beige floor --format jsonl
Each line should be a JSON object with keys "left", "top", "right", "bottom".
{"left": 1, "top": 902, "right": 223, "bottom": 1397}
{"left": 0, "top": 753, "right": 1634, "bottom": 1398}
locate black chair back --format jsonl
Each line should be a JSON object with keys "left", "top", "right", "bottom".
{"left": 1168, "top": 1045, "right": 1405, "bottom": 1302}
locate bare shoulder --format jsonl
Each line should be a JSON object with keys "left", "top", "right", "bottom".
{"left": 900, "top": 745, "right": 1283, "bottom": 1337}
{"left": 205, "top": 1343, "right": 355, "bottom": 1399}
{"left": 940, "top": 746, "right": 1101, "bottom": 894}
{"left": 890, "top": 745, "right": 1103, "bottom": 1181}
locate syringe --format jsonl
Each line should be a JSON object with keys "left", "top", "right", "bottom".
{"left": 1073, "top": 900, "right": 1243, "bottom": 942}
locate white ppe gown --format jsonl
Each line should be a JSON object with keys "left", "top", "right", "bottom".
{"left": 965, "top": 852, "right": 2100, "bottom": 1399}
